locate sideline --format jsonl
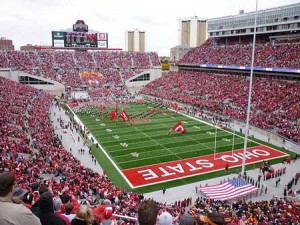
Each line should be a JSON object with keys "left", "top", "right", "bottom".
{"left": 67, "top": 105, "right": 134, "bottom": 189}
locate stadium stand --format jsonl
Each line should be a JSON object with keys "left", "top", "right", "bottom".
{"left": 0, "top": 50, "right": 160, "bottom": 94}
{"left": 140, "top": 70, "right": 300, "bottom": 143}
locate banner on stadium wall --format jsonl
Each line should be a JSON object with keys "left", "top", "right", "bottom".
{"left": 79, "top": 71, "right": 102, "bottom": 78}
{"left": 179, "top": 63, "right": 300, "bottom": 74}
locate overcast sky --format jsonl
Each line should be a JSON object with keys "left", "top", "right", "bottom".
{"left": 0, "top": 0, "right": 299, "bottom": 56}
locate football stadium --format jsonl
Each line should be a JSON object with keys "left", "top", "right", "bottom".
{"left": 1, "top": 1, "right": 300, "bottom": 225}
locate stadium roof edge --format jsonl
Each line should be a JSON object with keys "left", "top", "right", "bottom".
{"left": 208, "top": 2, "right": 300, "bottom": 22}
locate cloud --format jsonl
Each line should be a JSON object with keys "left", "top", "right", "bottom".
{"left": 1, "top": 0, "right": 299, "bottom": 56}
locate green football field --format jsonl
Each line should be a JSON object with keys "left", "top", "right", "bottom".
{"left": 73, "top": 102, "right": 286, "bottom": 193}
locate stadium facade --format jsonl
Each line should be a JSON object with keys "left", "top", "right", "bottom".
{"left": 208, "top": 3, "right": 300, "bottom": 37}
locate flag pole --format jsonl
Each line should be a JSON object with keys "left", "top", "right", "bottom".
{"left": 232, "top": 126, "right": 235, "bottom": 156}
{"left": 214, "top": 126, "right": 217, "bottom": 160}
{"left": 241, "top": 0, "right": 258, "bottom": 175}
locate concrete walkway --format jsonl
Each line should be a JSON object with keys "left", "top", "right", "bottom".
{"left": 51, "top": 103, "right": 300, "bottom": 204}
{"left": 50, "top": 103, "right": 103, "bottom": 175}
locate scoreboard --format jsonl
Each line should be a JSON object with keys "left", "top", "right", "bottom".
{"left": 64, "top": 32, "right": 97, "bottom": 48}
{"left": 52, "top": 31, "right": 108, "bottom": 48}
{"left": 52, "top": 20, "right": 108, "bottom": 49}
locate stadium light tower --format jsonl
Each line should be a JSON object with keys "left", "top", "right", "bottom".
{"left": 241, "top": 0, "right": 258, "bottom": 175}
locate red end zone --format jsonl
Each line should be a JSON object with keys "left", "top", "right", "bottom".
{"left": 122, "top": 146, "right": 288, "bottom": 188}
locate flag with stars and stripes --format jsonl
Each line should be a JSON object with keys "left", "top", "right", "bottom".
{"left": 199, "top": 178, "right": 258, "bottom": 201}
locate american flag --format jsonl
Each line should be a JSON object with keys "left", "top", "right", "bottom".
{"left": 199, "top": 178, "right": 258, "bottom": 201}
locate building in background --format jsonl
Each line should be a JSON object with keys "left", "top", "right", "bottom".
{"left": 20, "top": 44, "right": 52, "bottom": 51}
{"left": 0, "top": 37, "right": 14, "bottom": 50}
{"left": 125, "top": 29, "right": 146, "bottom": 52}
{"left": 178, "top": 16, "right": 207, "bottom": 47}
{"left": 170, "top": 45, "right": 192, "bottom": 62}
{"left": 170, "top": 17, "right": 207, "bottom": 63}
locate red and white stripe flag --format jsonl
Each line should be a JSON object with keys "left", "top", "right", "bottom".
{"left": 172, "top": 121, "right": 187, "bottom": 134}
{"left": 119, "top": 110, "right": 130, "bottom": 122}
{"left": 199, "top": 178, "right": 258, "bottom": 201}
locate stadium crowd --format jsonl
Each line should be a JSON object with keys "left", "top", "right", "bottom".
{"left": 140, "top": 70, "right": 300, "bottom": 143}
{"left": 179, "top": 36, "right": 300, "bottom": 69}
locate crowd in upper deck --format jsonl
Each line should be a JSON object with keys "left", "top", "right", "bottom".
{"left": 179, "top": 36, "right": 300, "bottom": 69}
